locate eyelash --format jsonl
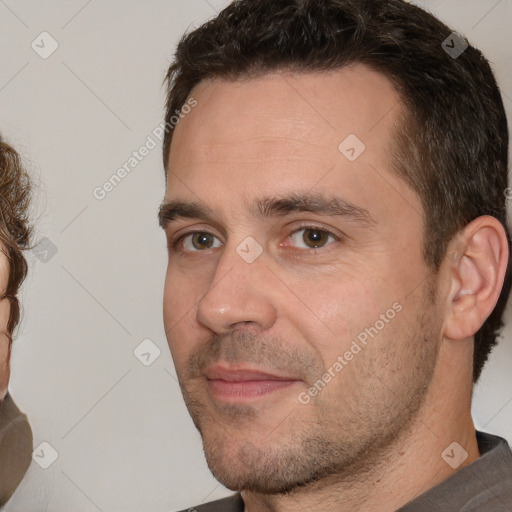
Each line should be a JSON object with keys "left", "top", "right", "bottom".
{"left": 169, "top": 225, "right": 341, "bottom": 253}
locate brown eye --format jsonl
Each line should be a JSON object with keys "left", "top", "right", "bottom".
{"left": 182, "top": 232, "right": 221, "bottom": 251}
{"left": 303, "top": 229, "right": 330, "bottom": 248}
{"left": 290, "top": 227, "right": 336, "bottom": 249}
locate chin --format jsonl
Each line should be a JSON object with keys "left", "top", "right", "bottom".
{"left": 201, "top": 432, "right": 346, "bottom": 494}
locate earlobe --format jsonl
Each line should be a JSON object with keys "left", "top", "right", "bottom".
{"left": 444, "top": 216, "right": 509, "bottom": 341}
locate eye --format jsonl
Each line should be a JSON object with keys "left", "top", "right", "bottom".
{"left": 289, "top": 227, "right": 337, "bottom": 249}
{"left": 180, "top": 232, "right": 222, "bottom": 251}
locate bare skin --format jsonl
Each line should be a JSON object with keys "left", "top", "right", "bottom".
{"left": 0, "top": 252, "right": 11, "bottom": 399}
{"left": 161, "top": 64, "right": 508, "bottom": 512}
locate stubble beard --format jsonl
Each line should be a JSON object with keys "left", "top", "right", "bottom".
{"left": 179, "top": 286, "right": 442, "bottom": 495}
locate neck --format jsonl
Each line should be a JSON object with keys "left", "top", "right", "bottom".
{"left": 241, "top": 341, "right": 479, "bottom": 512}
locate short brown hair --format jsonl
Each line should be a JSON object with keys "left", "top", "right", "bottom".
{"left": 0, "top": 135, "right": 32, "bottom": 335}
{"left": 163, "top": 0, "right": 510, "bottom": 382}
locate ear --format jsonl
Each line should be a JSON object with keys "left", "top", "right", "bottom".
{"left": 0, "top": 250, "right": 11, "bottom": 400}
{"left": 443, "top": 216, "right": 509, "bottom": 341}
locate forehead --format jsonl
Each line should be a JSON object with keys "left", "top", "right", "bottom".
{"left": 169, "top": 63, "right": 401, "bottom": 162}
{"left": 166, "top": 64, "right": 420, "bottom": 226}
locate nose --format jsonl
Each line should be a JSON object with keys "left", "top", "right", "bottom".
{"left": 195, "top": 243, "right": 277, "bottom": 334}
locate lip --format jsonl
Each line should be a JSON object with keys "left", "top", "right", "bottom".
{"left": 205, "top": 364, "right": 301, "bottom": 402}
{"left": 205, "top": 365, "right": 298, "bottom": 381}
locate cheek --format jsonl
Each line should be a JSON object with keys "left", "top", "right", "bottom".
{"left": 163, "top": 263, "right": 198, "bottom": 320}
{"left": 0, "top": 335, "right": 9, "bottom": 399}
{"left": 0, "top": 299, "right": 10, "bottom": 398}
{"left": 282, "top": 269, "right": 386, "bottom": 349}
{"left": 278, "top": 267, "right": 410, "bottom": 387}
{"left": 163, "top": 265, "right": 204, "bottom": 366}
{"left": 0, "top": 298, "right": 9, "bottom": 332}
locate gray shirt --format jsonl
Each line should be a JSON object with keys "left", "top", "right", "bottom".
{"left": 0, "top": 394, "right": 32, "bottom": 508}
{"left": 181, "top": 431, "right": 512, "bottom": 511}
{"left": 399, "top": 430, "right": 512, "bottom": 511}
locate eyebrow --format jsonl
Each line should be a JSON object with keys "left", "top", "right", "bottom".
{"left": 158, "top": 192, "right": 376, "bottom": 230}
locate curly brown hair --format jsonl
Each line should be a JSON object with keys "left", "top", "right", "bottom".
{"left": 0, "top": 135, "right": 32, "bottom": 336}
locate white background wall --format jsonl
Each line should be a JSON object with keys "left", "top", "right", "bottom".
{"left": 0, "top": 0, "right": 511, "bottom": 510}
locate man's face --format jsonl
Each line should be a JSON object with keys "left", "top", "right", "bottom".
{"left": 161, "top": 65, "right": 443, "bottom": 492}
